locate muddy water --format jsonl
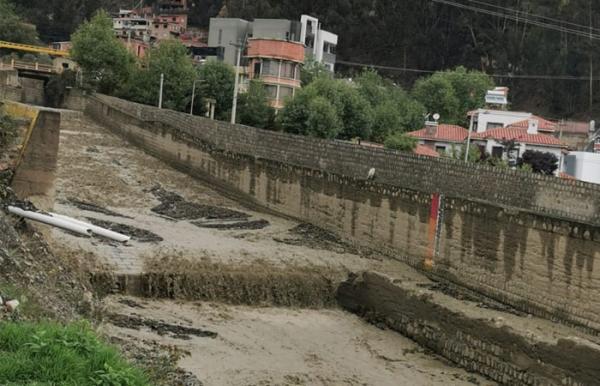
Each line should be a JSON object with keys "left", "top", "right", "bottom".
{"left": 46, "top": 115, "right": 496, "bottom": 385}
{"left": 103, "top": 297, "right": 492, "bottom": 386}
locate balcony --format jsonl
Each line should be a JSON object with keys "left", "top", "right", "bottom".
{"left": 246, "top": 39, "right": 305, "bottom": 63}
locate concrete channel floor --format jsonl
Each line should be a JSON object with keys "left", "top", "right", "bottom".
{"left": 40, "top": 112, "right": 495, "bottom": 384}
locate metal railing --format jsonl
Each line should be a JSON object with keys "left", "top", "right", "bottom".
{"left": 0, "top": 59, "right": 57, "bottom": 74}
{"left": 0, "top": 40, "right": 70, "bottom": 57}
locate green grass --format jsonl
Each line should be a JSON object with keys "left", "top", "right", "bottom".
{"left": 0, "top": 321, "right": 149, "bottom": 386}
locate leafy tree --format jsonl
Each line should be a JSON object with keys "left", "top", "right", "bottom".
{"left": 121, "top": 40, "right": 198, "bottom": 112}
{"left": 197, "top": 60, "right": 235, "bottom": 121}
{"left": 412, "top": 74, "right": 460, "bottom": 124}
{"left": 355, "top": 69, "right": 426, "bottom": 142}
{"left": 45, "top": 69, "right": 76, "bottom": 108}
{"left": 0, "top": 0, "right": 38, "bottom": 44}
{"left": 519, "top": 150, "right": 559, "bottom": 175}
{"left": 306, "top": 96, "right": 342, "bottom": 139}
{"left": 450, "top": 143, "right": 482, "bottom": 163}
{"left": 301, "top": 56, "right": 331, "bottom": 86}
{"left": 309, "top": 77, "right": 373, "bottom": 140}
{"left": 279, "top": 77, "right": 372, "bottom": 140}
{"left": 70, "top": 10, "right": 135, "bottom": 94}
{"left": 237, "top": 80, "right": 275, "bottom": 129}
{"left": 443, "top": 66, "right": 494, "bottom": 120}
{"left": 384, "top": 133, "right": 418, "bottom": 152}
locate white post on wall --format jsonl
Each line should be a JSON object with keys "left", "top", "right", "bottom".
{"left": 231, "top": 41, "right": 243, "bottom": 124}
{"left": 158, "top": 73, "right": 164, "bottom": 109}
{"left": 464, "top": 112, "right": 475, "bottom": 162}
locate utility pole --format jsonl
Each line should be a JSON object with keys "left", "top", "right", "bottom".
{"left": 190, "top": 79, "right": 203, "bottom": 115}
{"left": 590, "top": 0, "right": 594, "bottom": 117}
{"left": 230, "top": 35, "right": 247, "bottom": 125}
{"left": 464, "top": 112, "right": 475, "bottom": 162}
{"left": 158, "top": 73, "right": 164, "bottom": 109}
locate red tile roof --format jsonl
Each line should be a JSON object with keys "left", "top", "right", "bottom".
{"left": 558, "top": 121, "right": 591, "bottom": 135}
{"left": 407, "top": 124, "right": 469, "bottom": 143}
{"left": 471, "top": 127, "right": 565, "bottom": 147}
{"left": 414, "top": 145, "right": 440, "bottom": 157}
{"left": 510, "top": 116, "right": 557, "bottom": 132}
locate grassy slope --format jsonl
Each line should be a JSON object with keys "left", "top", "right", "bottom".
{"left": 0, "top": 320, "right": 149, "bottom": 386}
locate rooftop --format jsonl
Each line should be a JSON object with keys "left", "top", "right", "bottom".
{"left": 407, "top": 124, "right": 469, "bottom": 143}
{"left": 471, "top": 127, "right": 565, "bottom": 147}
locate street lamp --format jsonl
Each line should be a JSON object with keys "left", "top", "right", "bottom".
{"left": 230, "top": 35, "right": 247, "bottom": 125}
{"left": 190, "top": 79, "right": 204, "bottom": 115}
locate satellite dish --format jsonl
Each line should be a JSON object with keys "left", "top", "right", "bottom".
{"left": 433, "top": 113, "right": 440, "bottom": 121}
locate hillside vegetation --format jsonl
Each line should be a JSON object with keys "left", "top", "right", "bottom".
{"left": 6, "top": 0, "right": 600, "bottom": 117}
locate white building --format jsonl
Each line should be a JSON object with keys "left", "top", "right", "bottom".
{"left": 471, "top": 119, "right": 566, "bottom": 174}
{"left": 469, "top": 109, "right": 557, "bottom": 134}
{"left": 564, "top": 152, "right": 600, "bottom": 184}
{"left": 300, "top": 15, "right": 338, "bottom": 71}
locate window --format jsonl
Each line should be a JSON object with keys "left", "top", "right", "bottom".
{"left": 262, "top": 60, "right": 279, "bottom": 76}
{"left": 492, "top": 146, "right": 504, "bottom": 158}
{"left": 435, "top": 145, "right": 447, "bottom": 154}
{"left": 253, "top": 62, "right": 262, "bottom": 78}
{"left": 265, "top": 85, "right": 278, "bottom": 99}
{"left": 281, "top": 62, "right": 295, "bottom": 78}
{"left": 487, "top": 122, "right": 503, "bottom": 130}
{"left": 279, "top": 86, "right": 293, "bottom": 99}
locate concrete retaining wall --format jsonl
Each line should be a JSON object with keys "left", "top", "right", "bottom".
{"left": 84, "top": 94, "right": 600, "bottom": 332}
{"left": 338, "top": 272, "right": 600, "bottom": 386}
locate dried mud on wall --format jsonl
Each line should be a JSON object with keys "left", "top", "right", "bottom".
{"left": 85, "top": 95, "right": 600, "bottom": 331}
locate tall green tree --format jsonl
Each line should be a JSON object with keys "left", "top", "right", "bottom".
{"left": 237, "top": 80, "right": 275, "bottom": 129}
{"left": 197, "top": 60, "right": 235, "bottom": 121}
{"left": 70, "top": 10, "right": 135, "bottom": 94}
{"left": 301, "top": 56, "right": 331, "bottom": 86}
{"left": 355, "top": 69, "right": 426, "bottom": 141}
{"left": 0, "top": 0, "right": 38, "bottom": 44}
{"left": 121, "top": 40, "right": 197, "bottom": 112}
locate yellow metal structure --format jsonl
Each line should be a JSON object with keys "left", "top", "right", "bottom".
{"left": 0, "top": 40, "right": 70, "bottom": 58}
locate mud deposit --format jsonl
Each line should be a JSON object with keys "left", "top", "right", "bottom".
{"left": 192, "top": 219, "right": 270, "bottom": 230}
{"left": 85, "top": 218, "right": 163, "bottom": 243}
{"left": 150, "top": 186, "right": 248, "bottom": 221}
{"left": 108, "top": 313, "right": 218, "bottom": 340}
{"left": 103, "top": 297, "right": 492, "bottom": 386}
{"left": 275, "top": 223, "right": 360, "bottom": 255}
{"left": 63, "top": 198, "right": 133, "bottom": 219}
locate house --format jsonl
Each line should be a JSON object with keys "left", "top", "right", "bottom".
{"left": 245, "top": 38, "right": 304, "bottom": 109}
{"left": 563, "top": 152, "right": 600, "bottom": 184}
{"left": 557, "top": 120, "right": 595, "bottom": 150}
{"left": 470, "top": 119, "right": 567, "bottom": 171}
{"left": 406, "top": 122, "right": 469, "bottom": 155}
{"left": 469, "top": 109, "right": 557, "bottom": 134}
{"left": 208, "top": 15, "right": 338, "bottom": 71}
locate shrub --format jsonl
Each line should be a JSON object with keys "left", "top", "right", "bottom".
{"left": 0, "top": 321, "right": 148, "bottom": 386}
{"left": 384, "top": 133, "right": 418, "bottom": 152}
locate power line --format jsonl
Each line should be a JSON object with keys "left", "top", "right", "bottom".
{"left": 336, "top": 60, "right": 600, "bottom": 81}
{"left": 465, "top": 0, "right": 600, "bottom": 33}
{"left": 432, "top": 0, "right": 600, "bottom": 40}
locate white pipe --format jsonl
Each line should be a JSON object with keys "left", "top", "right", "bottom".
{"left": 8, "top": 206, "right": 92, "bottom": 236}
{"left": 50, "top": 213, "right": 131, "bottom": 243}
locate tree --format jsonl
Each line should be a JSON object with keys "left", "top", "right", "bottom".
{"left": 45, "top": 70, "right": 76, "bottom": 108}
{"left": 301, "top": 56, "right": 331, "bottom": 86}
{"left": 197, "top": 60, "right": 235, "bottom": 121}
{"left": 384, "top": 133, "right": 418, "bottom": 152}
{"left": 355, "top": 69, "right": 426, "bottom": 142}
{"left": 412, "top": 74, "right": 460, "bottom": 124}
{"left": 70, "top": 10, "right": 135, "bottom": 94}
{"left": 306, "top": 96, "right": 342, "bottom": 139}
{"left": 237, "top": 80, "right": 275, "bottom": 129}
{"left": 121, "top": 40, "right": 197, "bottom": 112}
{"left": 0, "top": 0, "right": 38, "bottom": 44}
{"left": 519, "top": 150, "right": 559, "bottom": 175}
{"left": 309, "top": 77, "right": 373, "bottom": 140}
{"left": 443, "top": 67, "right": 494, "bottom": 121}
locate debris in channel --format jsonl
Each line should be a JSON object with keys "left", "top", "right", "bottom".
{"left": 7, "top": 206, "right": 131, "bottom": 243}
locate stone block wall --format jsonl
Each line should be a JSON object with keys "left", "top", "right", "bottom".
{"left": 85, "top": 94, "right": 600, "bottom": 331}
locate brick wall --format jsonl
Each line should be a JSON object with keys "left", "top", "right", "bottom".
{"left": 85, "top": 94, "right": 600, "bottom": 331}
